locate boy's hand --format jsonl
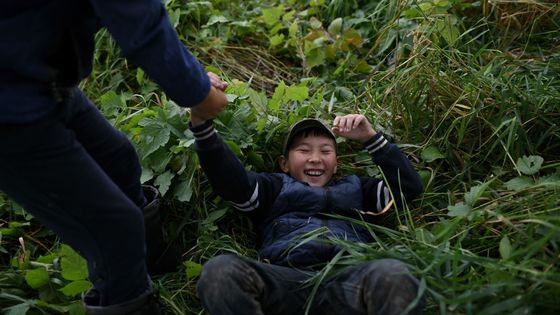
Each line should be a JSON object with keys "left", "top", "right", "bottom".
{"left": 332, "top": 114, "right": 376, "bottom": 143}
{"left": 190, "top": 72, "right": 229, "bottom": 127}
{"left": 190, "top": 86, "right": 228, "bottom": 126}
{"left": 207, "top": 72, "right": 228, "bottom": 91}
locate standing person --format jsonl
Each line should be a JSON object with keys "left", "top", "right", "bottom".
{"left": 0, "top": 1, "right": 228, "bottom": 314}
{"left": 191, "top": 114, "right": 425, "bottom": 315}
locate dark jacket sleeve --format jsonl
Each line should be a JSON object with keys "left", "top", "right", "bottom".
{"left": 190, "top": 120, "right": 282, "bottom": 213}
{"left": 89, "top": 0, "right": 210, "bottom": 107}
{"left": 359, "top": 133, "right": 423, "bottom": 213}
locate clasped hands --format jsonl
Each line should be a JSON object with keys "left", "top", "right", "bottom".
{"left": 189, "top": 72, "right": 229, "bottom": 126}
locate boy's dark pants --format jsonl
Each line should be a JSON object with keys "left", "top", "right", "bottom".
{"left": 197, "top": 254, "right": 425, "bottom": 315}
{"left": 0, "top": 88, "right": 149, "bottom": 306}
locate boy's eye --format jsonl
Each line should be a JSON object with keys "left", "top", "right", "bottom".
{"left": 321, "top": 150, "right": 333, "bottom": 154}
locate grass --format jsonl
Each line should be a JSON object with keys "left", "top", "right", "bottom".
{"left": 1, "top": 0, "right": 559, "bottom": 314}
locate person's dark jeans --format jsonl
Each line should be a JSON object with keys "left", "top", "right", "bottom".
{"left": 197, "top": 254, "right": 425, "bottom": 315}
{"left": 0, "top": 88, "right": 149, "bottom": 306}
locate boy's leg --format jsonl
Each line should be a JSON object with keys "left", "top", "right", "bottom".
{"left": 196, "top": 254, "right": 312, "bottom": 315}
{"left": 312, "top": 259, "right": 425, "bottom": 315}
{"left": 0, "top": 91, "right": 150, "bottom": 306}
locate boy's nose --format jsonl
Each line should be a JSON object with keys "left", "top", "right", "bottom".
{"left": 308, "top": 152, "right": 321, "bottom": 162}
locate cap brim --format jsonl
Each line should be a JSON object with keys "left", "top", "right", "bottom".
{"left": 283, "top": 119, "right": 335, "bottom": 154}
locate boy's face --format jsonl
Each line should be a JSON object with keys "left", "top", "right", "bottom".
{"left": 279, "top": 133, "right": 337, "bottom": 187}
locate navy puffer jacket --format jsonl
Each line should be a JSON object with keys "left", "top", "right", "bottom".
{"left": 258, "top": 174, "right": 369, "bottom": 267}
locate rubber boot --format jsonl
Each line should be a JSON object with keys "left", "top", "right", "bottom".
{"left": 83, "top": 287, "right": 161, "bottom": 315}
{"left": 142, "top": 185, "right": 181, "bottom": 276}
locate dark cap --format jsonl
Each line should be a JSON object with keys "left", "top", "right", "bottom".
{"left": 283, "top": 118, "right": 336, "bottom": 155}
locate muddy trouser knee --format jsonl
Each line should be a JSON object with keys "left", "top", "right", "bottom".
{"left": 313, "top": 259, "right": 425, "bottom": 315}
{"left": 197, "top": 254, "right": 315, "bottom": 315}
{"left": 0, "top": 88, "right": 150, "bottom": 306}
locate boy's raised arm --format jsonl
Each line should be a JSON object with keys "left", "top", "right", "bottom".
{"left": 333, "top": 114, "right": 423, "bottom": 212}
{"left": 189, "top": 120, "right": 280, "bottom": 213}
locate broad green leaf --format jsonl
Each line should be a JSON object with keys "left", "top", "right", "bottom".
{"left": 149, "top": 149, "right": 172, "bottom": 173}
{"left": 285, "top": 85, "right": 309, "bottom": 102}
{"left": 205, "top": 15, "right": 229, "bottom": 26}
{"left": 434, "top": 0, "right": 450, "bottom": 7}
{"left": 0, "top": 233, "right": 5, "bottom": 254}
{"left": 415, "top": 228, "right": 435, "bottom": 244}
{"left": 536, "top": 173, "right": 560, "bottom": 187}
{"left": 230, "top": 20, "right": 252, "bottom": 28}
{"left": 504, "top": 176, "right": 533, "bottom": 191}
{"left": 67, "top": 302, "right": 86, "bottom": 315}
{"left": 262, "top": 6, "right": 284, "bottom": 26}
{"left": 309, "top": 17, "right": 322, "bottom": 29}
{"left": 154, "top": 171, "right": 175, "bottom": 196}
{"left": 184, "top": 260, "right": 202, "bottom": 280}
{"left": 269, "top": 34, "right": 285, "bottom": 47}
{"left": 421, "top": 146, "right": 444, "bottom": 162}
{"left": 377, "top": 28, "right": 397, "bottom": 55}
{"left": 418, "top": 2, "right": 434, "bottom": 14}
{"left": 25, "top": 268, "right": 49, "bottom": 289}
{"left": 59, "top": 280, "right": 92, "bottom": 297}
{"left": 499, "top": 235, "right": 512, "bottom": 260}
{"left": 140, "top": 168, "right": 154, "bottom": 184}
{"left": 335, "top": 86, "right": 354, "bottom": 100}
{"left": 247, "top": 151, "right": 266, "bottom": 170}
{"left": 269, "top": 81, "right": 286, "bottom": 113}
{"left": 517, "top": 155, "right": 543, "bottom": 175}
{"left": 354, "top": 59, "right": 372, "bottom": 74}
{"left": 139, "top": 121, "right": 171, "bottom": 159}
{"left": 225, "top": 140, "right": 242, "bottom": 157}
{"left": 435, "top": 18, "right": 459, "bottom": 45}
{"left": 328, "top": 18, "right": 343, "bottom": 35}
{"left": 36, "top": 253, "right": 56, "bottom": 264}
{"left": 447, "top": 202, "right": 470, "bottom": 218}
{"left": 4, "top": 302, "right": 33, "bottom": 315}
{"left": 269, "top": 22, "right": 283, "bottom": 36}
{"left": 248, "top": 90, "right": 268, "bottom": 113}
{"left": 136, "top": 68, "right": 144, "bottom": 85}
{"left": 174, "top": 180, "right": 193, "bottom": 202}
{"left": 464, "top": 180, "right": 493, "bottom": 206}
{"left": 203, "top": 209, "right": 228, "bottom": 225}
{"left": 60, "top": 244, "right": 88, "bottom": 281}
{"left": 99, "top": 91, "right": 123, "bottom": 114}
{"left": 304, "top": 48, "right": 325, "bottom": 69}
{"left": 35, "top": 300, "right": 76, "bottom": 313}
{"left": 341, "top": 28, "right": 363, "bottom": 49}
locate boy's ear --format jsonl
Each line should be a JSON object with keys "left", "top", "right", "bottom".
{"left": 278, "top": 155, "right": 289, "bottom": 173}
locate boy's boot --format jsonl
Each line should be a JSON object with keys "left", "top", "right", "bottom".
{"left": 83, "top": 287, "right": 161, "bottom": 315}
{"left": 142, "top": 185, "right": 182, "bottom": 275}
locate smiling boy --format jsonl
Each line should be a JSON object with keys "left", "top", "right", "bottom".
{"left": 189, "top": 114, "right": 425, "bottom": 315}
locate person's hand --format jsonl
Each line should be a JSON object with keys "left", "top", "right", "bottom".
{"left": 207, "top": 72, "right": 228, "bottom": 91}
{"left": 190, "top": 86, "right": 228, "bottom": 126}
{"left": 332, "top": 114, "right": 376, "bottom": 143}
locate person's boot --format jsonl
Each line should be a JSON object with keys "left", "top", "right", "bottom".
{"left": 142, "top": 185, "right": 182, "bottom": 276}
{"left": 83, "top": 287, "right": 161, "bottom": 315}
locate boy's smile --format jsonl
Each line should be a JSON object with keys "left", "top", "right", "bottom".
{"left": 279, "top": 133, "right": 337, "bottom": 187}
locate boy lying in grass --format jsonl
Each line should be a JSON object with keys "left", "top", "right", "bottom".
{"left": 189, "top": 113, "right": 425, "bottom": 315}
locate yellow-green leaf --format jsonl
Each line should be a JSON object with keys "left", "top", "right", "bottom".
{"left": 25, "top": 268, "right": 49, "bottom": 289}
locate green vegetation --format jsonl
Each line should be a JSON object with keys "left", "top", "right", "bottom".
{"left": 1, "top": 0, "right": 559, "bottom": 314}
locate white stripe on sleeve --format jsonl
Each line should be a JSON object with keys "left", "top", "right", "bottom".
{"left": 230, "top": 182, "right": 260, "bottom": 212}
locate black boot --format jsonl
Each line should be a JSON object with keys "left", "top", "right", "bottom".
{"left": 142, "top": 185, "right": 181, "bottom": 276}
{"left": 83, "top": 287, "right": 161, "bottom": 315}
